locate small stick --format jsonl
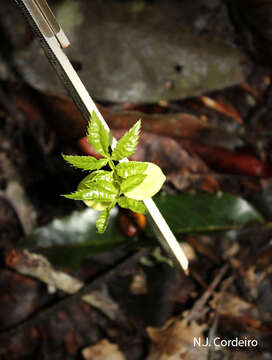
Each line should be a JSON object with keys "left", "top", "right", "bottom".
{"left": 207, "top": 276, "right": 233, "bottom": 360}
{"left": 0, "top": 250, "right": 145, "bottom": 341}
{"left": 187, "top": 264, "right": 229, "bottom": 322}
{"left": 5, "top": 249, "right": 122, "bottom": 321}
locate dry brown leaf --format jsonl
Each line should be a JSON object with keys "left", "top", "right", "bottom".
{"left": 211, "top": 293, "right": 253, "bottom": 317}
{"left": 187, "top": 236, "right": 219, "bottom": 264}
{"left": 36, "top": 88, "right": 209, "bottom": 142}
{"left": 240, "top": 82, "right": 261, "bottom": 101}
{"left": 179, "top": 242, "right": 197, "bottom": 262}
{"left": 242, "top": 266, "right": 262, "bottom": 299}
{"left": 79, "top": 129, "right": 218, "bottom": 192}
{"left": 82, "top": 339, "right": 125, "bottom": 360}
{"left": 210, "top": 292, "right": 265, "bottom": 331}
{"left": 130, "top": 268, "right": 148, "bottom": 295}
{"left": 200, "top": 95, "right": 243, "bottom": 124}
{"left": 5, "top": 250, "right": 122, "bottom": 321}
{"left": 226, "top": 351, "right": 266, "bottom": 360}
{"left": 146, "top": 315, "right": 207, "bottom": 360}
{"left": 79, "top": 129, "right": 209, "bottom": 176}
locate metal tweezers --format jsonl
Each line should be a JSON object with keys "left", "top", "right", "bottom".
{"left": 14, "top": 0, "right": 189, "bottom": 273}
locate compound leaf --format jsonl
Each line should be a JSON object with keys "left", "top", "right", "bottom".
{"left": 111, "top": 120, "right": 141, "bottom": 160}
{"left": 118, "top": 196, "right": 146, "bottom": 214}
{"left": 116, "top": 161, "right": 148, "bottom": 178}
{"left": 90, "top": 170, "right": 114, "bottom": 183}
{"left": 62, "top": 154, "right": 108, "bottom": 171}
{"left": 62, "top": 183, "right": 117, "bottom": 202}
{"left": 120, "top": 174, "right": 146, "bottom": 193}
{"left": 87, "top": 111, "right": 110, "bottom": 157}
{"left": 83, "top": 180, "right": 117, "bottom": 193}
{"left": 96, "top": 208, "right": 110, "bottom": 233}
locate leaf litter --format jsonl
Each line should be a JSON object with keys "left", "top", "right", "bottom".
{"left": 1, "top": 1, "right": 272, "bottom": 359}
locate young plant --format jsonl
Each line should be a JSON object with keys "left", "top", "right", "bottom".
{"left": 62, "top": 111, "right": 166, "bottom": 233}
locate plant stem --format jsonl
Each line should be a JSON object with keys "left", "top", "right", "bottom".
{"left": 109, "top": 159, "right": 115, "bottom": 170}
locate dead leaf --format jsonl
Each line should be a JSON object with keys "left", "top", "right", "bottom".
{"left": 211, "top": 293, "right": 254, "bottom": 317}
{"left": 7, "top": 81, "right": 239, "bottom": 150}
{"left": 65, "top": 329, "right": 79, "bottom": 356}
{"left": 0, "top": 269, "right": 46, "bottom": 330}
{"left": 240, "top": 82, "right": 261, "bottom": 101}
{"left": 146, "top": 315, "right": 207, "bottom": 360}
{"left": 224, "top": 351, "right": 267, "bottom": 359}
{"left": 232, "top": 243, "right": 272, "bottom": 301}
{"left": 210, "top": 292, "right": 266, "bottom": 331}
{"left": 5, "top": 250, "right": 123, "bottom": 321}
{"left": 79, "top": 129, "right": 209, "bottom": 174}
{"left": 129, "top": 131, "right": 208, "bottom": 175}
{"left": 182, "top": 140, "right": 272, "bottom": 178}
{"left": 2, "top": 0, "right": 243, "bottom": 103}
{"left": 130, "top": 268, "right": 148, "bottom": 295}
{"left": 200, "top": 95, "right": 243, "bottom": 124}
{"left": 82, "top": 339, "right": 125, "bottom": 360}
{"left": 187, "top": 236, "right": 219, "bottom": 264}
{"left": 79, "top": 129, "right": 220, "bottom": 191}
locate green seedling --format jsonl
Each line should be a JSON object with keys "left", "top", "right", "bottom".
{"left": 62, "top": 111, "right": 166, "bottom": 233}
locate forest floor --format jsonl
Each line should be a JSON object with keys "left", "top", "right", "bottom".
{"left": 1, "top": 1, "right": 272, "bottom": 359}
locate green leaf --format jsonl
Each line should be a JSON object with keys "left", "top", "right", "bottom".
{"left": 89, "top": 170, "right": 114, "bottom": 183}
{"left": 150, "top": 192, "right": 264, "bottom": 235}
{"left": 96, "top": 208, "right": 110, "bottom": 233}
{"left": 118, "top": 196, "right": 146, "bottom": 214}
{"left": 87, "top": 111, "right": 110, "bottom": 157}
{"left": 111, "top": 120, "right": 141, "bottom": 160}
{"left": 78, "top": 172, "right": 113, "bottom": 187}
{"left": 120, "top": 174, "right": 146, "bottom": 193}
{"left": 116, "top": 161, "right": 148, "bottom": 178}
{"left": 62, "top": 154, "right": 108, "bottom": 171}
{"left": 83, "top": 180, "right": 117, "bottom": 193}
{"left": 63, "top": 182, "right": 118, "bottom": 202}
{"left": 19, "top": 207, "right": 127, "bottom": 268}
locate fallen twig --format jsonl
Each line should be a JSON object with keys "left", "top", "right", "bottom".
{"left": 187, "top": 264, "right": 229, "bottom": 322}
{"left": 207, "top": 276, "right": 233, "bottom": 360}
{"left": 5, "top": 250, "right": 122, "bottom": 320}
{"left": 0, "top": 250, "right": 146, "bottom": 341}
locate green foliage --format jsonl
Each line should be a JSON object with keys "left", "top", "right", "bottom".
{"left": 120, "top": 174, "right": 147, "bottom": 193}
{"left": 19, "top": 207, "right": 127, "bottom": 269}
{"left": 62, "top": 183, "right": 117, "bottom": 202}
{"left": 111, "top": 120, "right": 141, "bottom": 160}
{"left": 83, "top": 180, "right": 117, "bottom": 194}
{"left": 90, "top": 170, "right": 114, "bottom": 182}
{"left": 118, "top": 196, "right": 146, "bottom": 214}
{"left": 62, "top": 154, "right": 108, "bottom": 170}
{"left": 62, "top": 111, "right": 164, "bottom": 233}
{"left": 116, "top": 161, "right": 148, "bottom": 178}
{"left": 96, "top": 208, "right": 110, "bottom": 233}
{"left": 151, "top": 193, "right": 264, "bottom": 235}
{"left": 87, "top": 111, "right": 110, "bottom": 157}
{"left": 22, "top": 192, "right": 264, "bottom": 269}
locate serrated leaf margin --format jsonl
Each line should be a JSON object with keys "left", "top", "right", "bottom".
{"left": 111, "top": 120, "right": 141, "bottom": 160}
{"left": 116, "top": 161, "right": 148, "bottom": 178}
{"left": 87, "top": 111, "right": 110, "bottom": 157}
{"left": 120, "top": 174, "right": 146, "bottom": 193}
{"left": 96, "top": 208, "right": 110, "bottom": 233}
{"left": 62, "top": 154, "right": 108, "bottom": 171}
{"left": 118, "top": 196, "right": 146, "bottom": 214}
